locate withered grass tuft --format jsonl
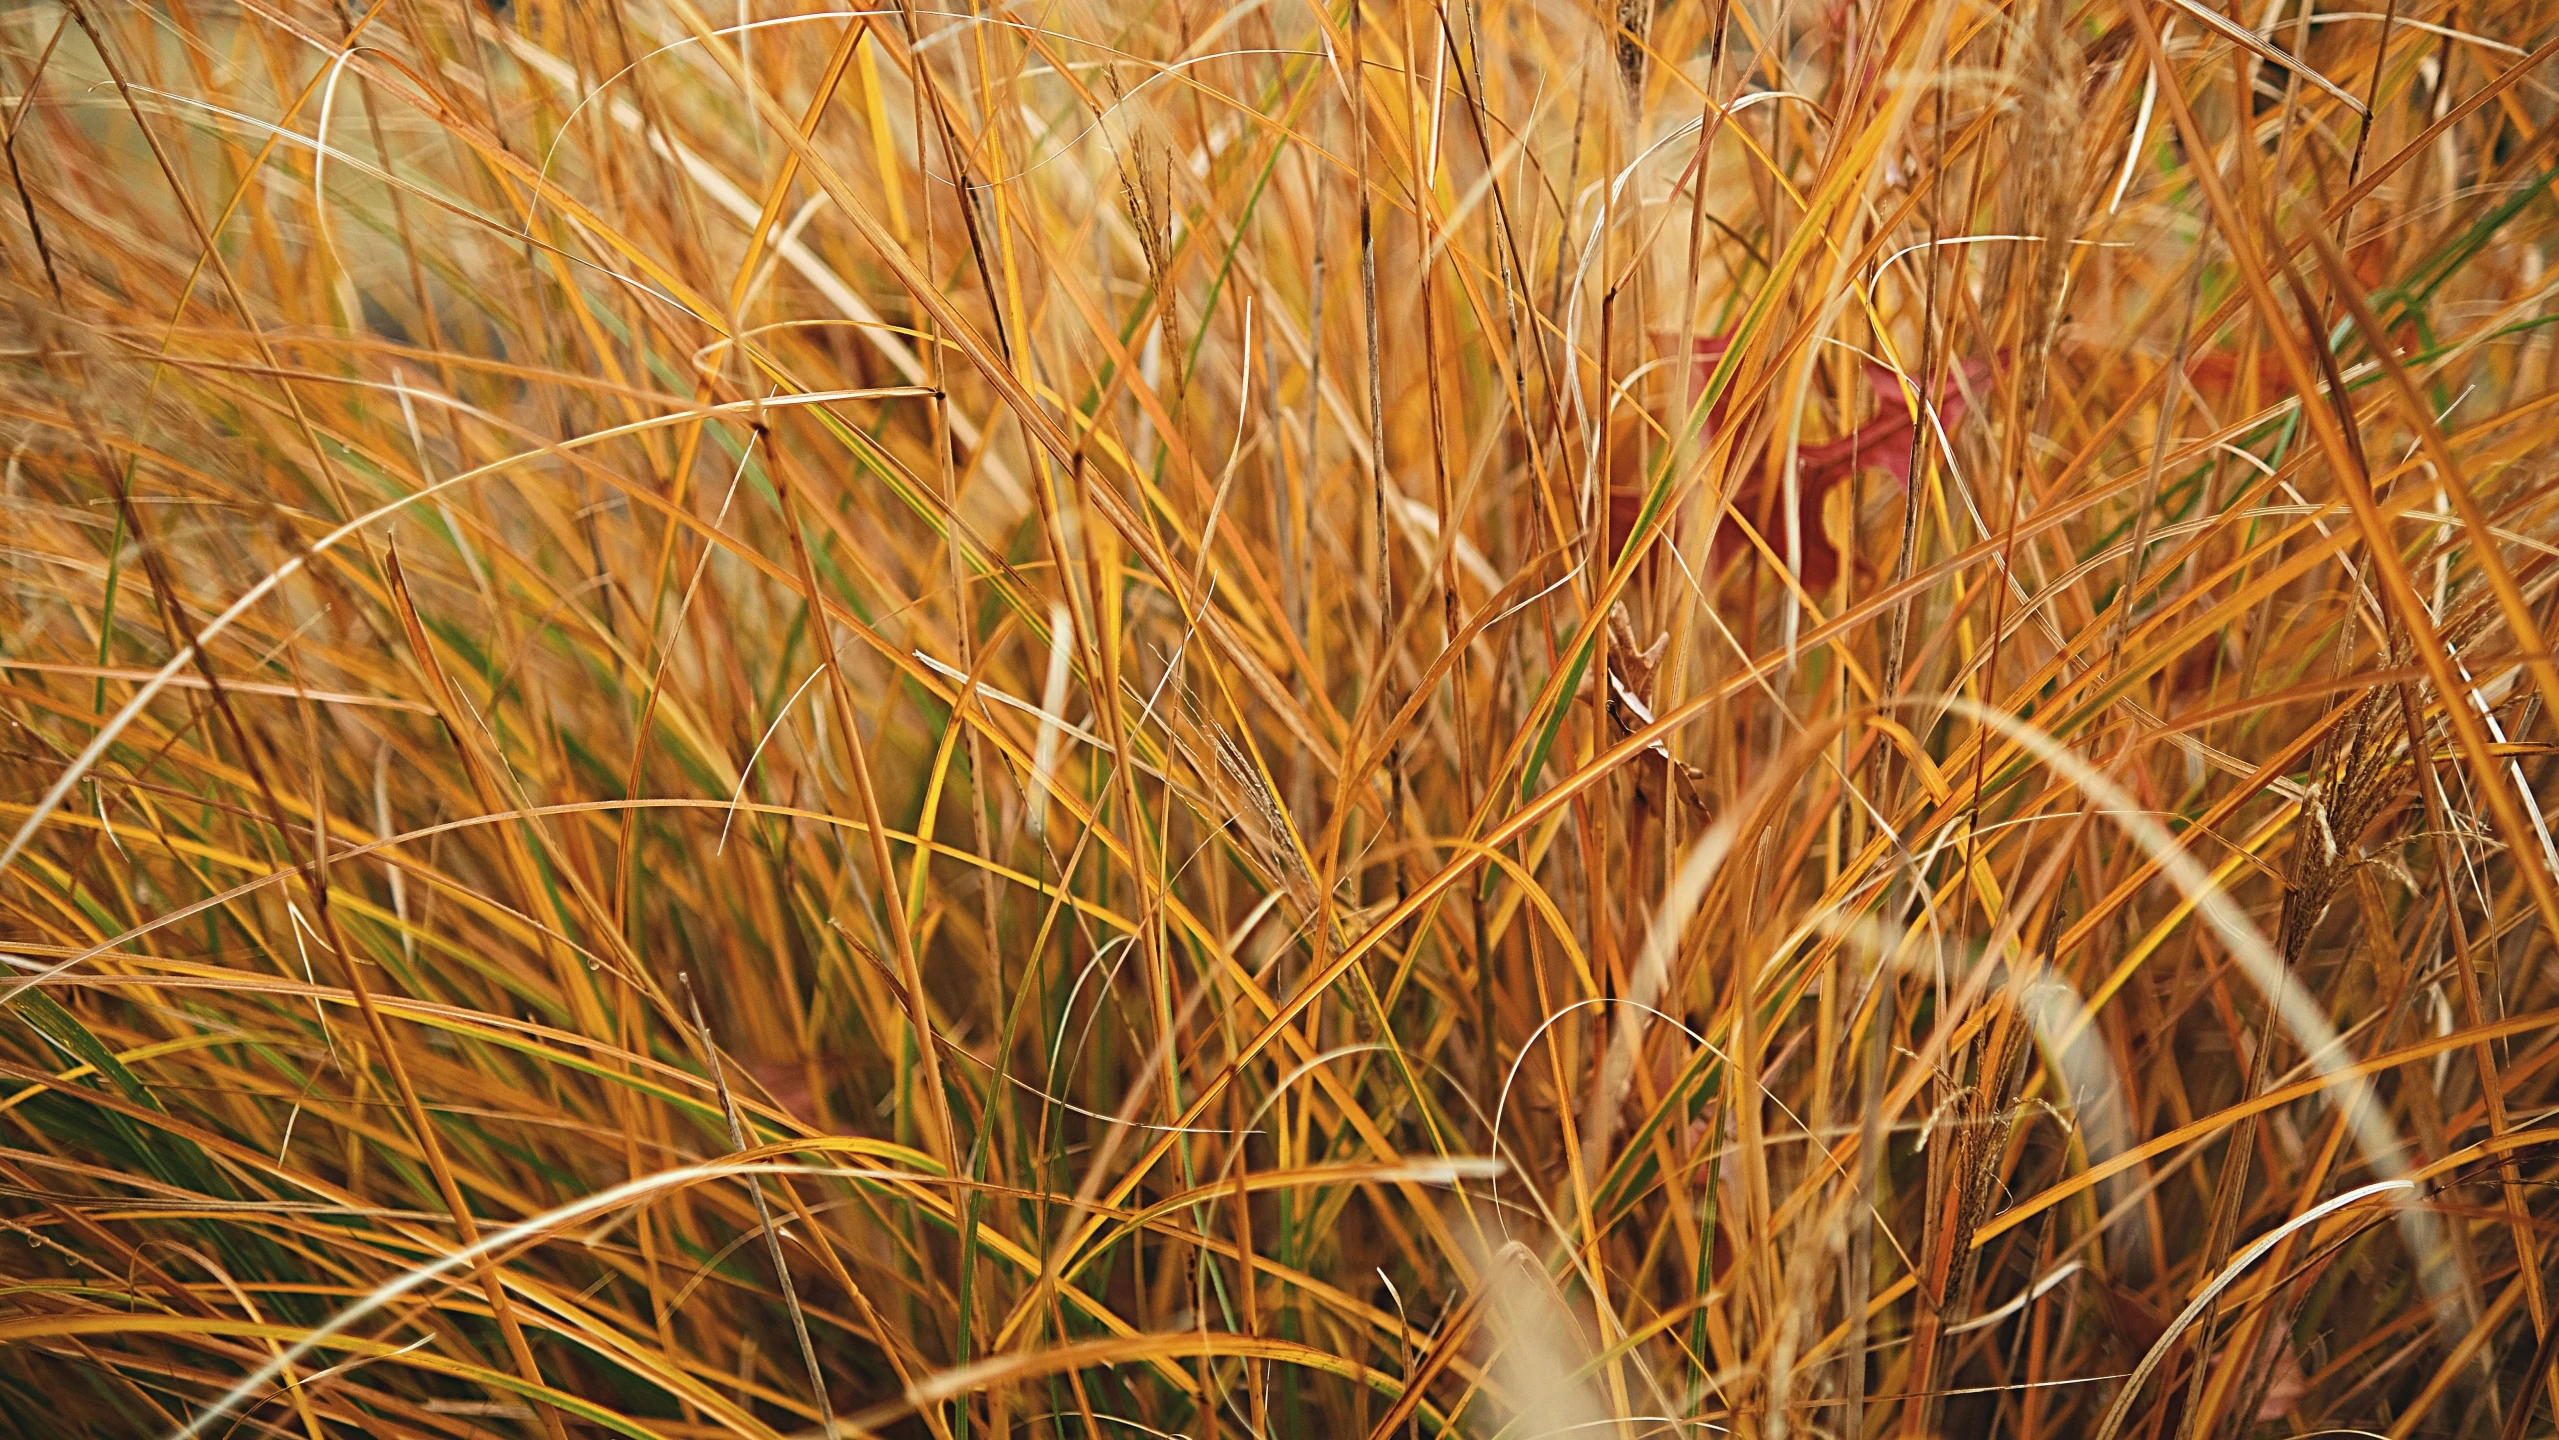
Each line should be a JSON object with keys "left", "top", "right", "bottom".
{"left": 3, "top": 0, "right": 2559, "bottom": 1434}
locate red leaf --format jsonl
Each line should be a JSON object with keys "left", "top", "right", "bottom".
{"left": 2251, "top": 1324, "right": 2310, "bottom": 1420}
{"left": 1609, "top": 334, "right": 1983, "bottom": 587}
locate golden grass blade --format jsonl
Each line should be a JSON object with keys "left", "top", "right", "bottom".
{"left": 9, "top": 0, "right": 2559, "bottom": 1433}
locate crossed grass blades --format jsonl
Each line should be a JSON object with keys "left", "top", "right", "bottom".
{"left": 1, "top": 0, "right": 2558, "bottom": 1433}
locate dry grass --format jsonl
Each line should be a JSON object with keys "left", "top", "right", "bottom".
{"left": 2, "top": 0, "right": 2558, "bottom": 1433}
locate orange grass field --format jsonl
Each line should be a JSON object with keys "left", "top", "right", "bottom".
{"left": 2, "top": 0, "right": 2558, "bottom": 1432}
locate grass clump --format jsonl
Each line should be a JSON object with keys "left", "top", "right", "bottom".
{"left": 3, "top": 0, "right": 2559, "bottom": 1434}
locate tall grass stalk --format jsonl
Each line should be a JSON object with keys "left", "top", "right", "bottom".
{"left": 3, "top": 0, "right": 2559, "bottom": 1434}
